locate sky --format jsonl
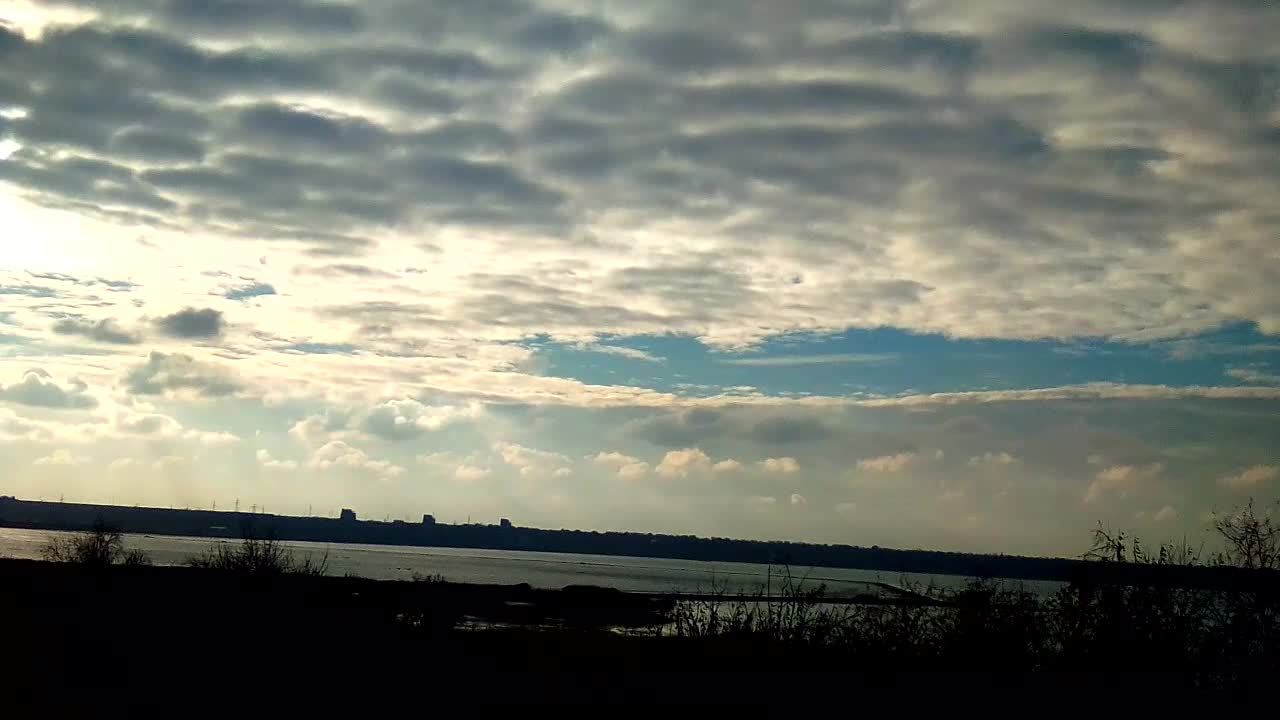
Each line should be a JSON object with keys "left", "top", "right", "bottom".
{"left": 1, "top": 0, "right": 1278, "bottom": 557}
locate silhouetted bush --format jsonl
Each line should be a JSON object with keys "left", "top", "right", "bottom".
{"left": 40, "top": 521, "right": 151, "bottom": 567}
{"left": 670, "top": 509, "right": 1280, "bottom": 689}
{"left": 188, "top": 536, "right": 328, "bottom": 576}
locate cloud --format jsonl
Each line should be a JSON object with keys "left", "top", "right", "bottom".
{"left": 712, "top": 459, "right": 743, "bottom": 473}
{"left": 51, "top": 317, "right": 142, "bottom": 345}
{"left": 294, "top": 264, "right": 400, "bottom": 280}
{"left": 745, "top": 496, "right": 778, "bottom": 509}
{"left": 495, "top": 441, "right": 571, "bottom": 477}
{"left": 221, "top": 280, "right": 277, "bottom": 301}
{"left": 1, "top": 1, "right": 1275, "bottom": 347}
{"left": 455, "top": 465, "right": 492, "bottom": 481}
{"left": 109, "top": 458, "right": 141, "bottom": 472}
{"left": 1136, "top": 505, "right": 1180, "bottom": 524}
{"left": 721, "top": 353, "right": 899, "bottom": 367}
{"left": 256, "top": 449, "right": 299, "bottom": 471}
{"left": 357, "top": 398, "right": 480, "bottom": 441}
{"left": 33, "top": 449, "right": 90, "bottom": 467}
{"left": 1218, "top": 465, "right": 1279, "bottom": 490}
{"left": 115, "top": 409, "right": 240, "bottom": 446}
{"left": 854, "top": 384, "right": 1280, "bottom": 407}
{"left": 0, "top": 369, "right": 97, "bottom": 409}
{"left": 591, "top": 451, "right": 651, "bottom": 478}
{"left": 152, "top": 456, "right": 187, "bottom": 471}
{"left": 617, "top": 461, "right": 652, "bottom": 480}
{"left": 748, "top": 417, "right": 830, "bottom": 444}
{"left": 310, "top": 440, "right": 405, "bottom": 478}
{"left": 123, "top": 352, "right": 240, "bottom": 397}
{"left": 857, "top": 452, "right": 921, "bottom": 474}
{"left": 154, "top": 308, "right": 225, "bottom": 339}
{"left": 0, "top": 0, "right": 1277, "bottom": 556}
{"left": 758, "top": 457, "right": 800, "bottom": 475}
{"left": 582, "top": 344, "right": 664, "bottom": 363}
{"left": 1226, "top": 367, "right": 1280, "bottom": 385}
{"left": 1085, "top": 462, "right": 1166, "bottom": 504}
{"left": 967, "top": 452, "right": 1019, "bottom": 467}
{"left": 591, "top": 451, "right": 643, "bottom": 467}
{"left": 790, "top": 493, "right": 807, "bottom": 507}
{"left": 655, "top": 448, "right": 711, "bottom": 478}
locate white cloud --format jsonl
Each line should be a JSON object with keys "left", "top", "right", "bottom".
{"left": 357, "top": 398, "right": 482, "bottom": 441}
{"left": 712, "top": 459, "right": 744, "bottom": 473}
{"left": 0, "top": 369, "right": 97, "bottom": 410}
{"left": 656, "top": 448, "right": 712, "bottom": 478}
{"left": 1218, "top": 465, "right": 1279, "bottom": 490}
{"left": 256, "top": 449, "right": 299, "bottom": 471}
{"left": 109, "top": 458, "right": 140, "bottom": 472}
{"left": 586, "top": 450, "right": 655, "bottom": 479}
{"left": 152, "top": 456, "right": 187, "bottom": 471}
{"left": 456, "top": 465, "right": 492, "bottom": 481}
{"left": 790, "top": 493, "right": 807, "bottom": 507}
{"left": 495, "top": 441, "right": 571, "bottom": 477}
{"left": 745, "top": 496, "right": 778, "bottom": 510}
{"left": 310, "top": 440, "right": 405, "bottom": 478}
{"left": 582, "top": 345, "right": 665, "bottom": 363}
{"left": 289, "top": 413, "right": 346, "bottom": 445}
{"left": 758, "top": 457, "right": 800, "bottom": 475}
{"left": 33, "top": 449, "right": 90, "bottom": 467}
{"left": 857, "top": 452, "right": 920, "bottom": 474}
{"left": 722, "top": 353, "right": 898, "bottom": 367}
{"left": 1226, "top": 368, "right": 1280, "bottom": 385}
{"left": 1085, "top": 463, "right": 1166, "bottom": 504}
{"left": 617, "top": 461, "right": 652, "bottom": 481}
{"left": 854, "top": 384, "right": 1280, "bottom": 408}
{"left": 967, "top": 452, "right": 1019, "bottom": 467}
{"left": 590, "top": 451, "right": 643, "bottom": 467}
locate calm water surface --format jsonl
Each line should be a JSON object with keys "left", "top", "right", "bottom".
{"left": 0, "top": 527, "right": 1060, "bottom": 595}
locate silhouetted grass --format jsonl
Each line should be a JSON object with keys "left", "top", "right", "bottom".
{"left": 40, "top": 520, "right": 151, "bottom": 567}
{"left": 668, "top": 501, "right": 1280, "bottom": 689}
{"left": 188, "top": 536, "right": 328, "bottom": 576}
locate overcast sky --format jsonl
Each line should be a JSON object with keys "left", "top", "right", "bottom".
{"left": 1, "top": 0, "right": 1278, "bottom": 556}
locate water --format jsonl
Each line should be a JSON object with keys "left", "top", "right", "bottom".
{"left": 0, "top": 527, "right": 1060, "bottom": 595}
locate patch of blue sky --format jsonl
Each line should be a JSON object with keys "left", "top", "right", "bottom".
{"left": 532, "top": 323, "right": 1280, "bottom": 397}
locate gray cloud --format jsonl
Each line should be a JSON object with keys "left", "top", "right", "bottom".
{"left": 294, "top": 264, "right": 399, "bottom": 280}
{"left": 220, "top": 280, "right": 277, "bottom": 301}
{"left": 747, "top": 417, "right": 833, "bottom": 445}
{"left": 1, "top": 0, "right": 1277, "bottom": 344}
{"left": 123, "top": 351, "right": 240, "bottom": 397}
{"left": 628, "top": 408, "right": 730, "bottom": 448}
{"left": 51, "top": 317, "right": 143, "bottom": 345}
{"left": 0, "top": 369, "right": 98, "bottom": 409}
{"left": 155, "top": 308, "right": 226, "bottom": 339}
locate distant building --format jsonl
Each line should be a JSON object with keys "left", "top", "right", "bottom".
{"left": 339, "top": 508, "right": 358, "bottom": 522}
{"left": 500, "top": 518, "right": 513, "bottom": 529}
{"left": 422, "top": 514, "right": 436, "bottom": 526}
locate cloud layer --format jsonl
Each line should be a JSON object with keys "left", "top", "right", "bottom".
{"left": 0, "top": 1, "right": 1277, "bottom": 556}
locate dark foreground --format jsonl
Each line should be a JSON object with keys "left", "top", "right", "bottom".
{"left": 5, "top": 558, "right": 1280, "bottom": 710}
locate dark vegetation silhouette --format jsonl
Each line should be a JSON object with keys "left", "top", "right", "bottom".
{"left": 40, "top": 519, "right": 151, "bottom": 567}
{"left": 10, "top": 499, "right": 1279, "bottom": 698}
{"left": 188, "top": 535, "right": 328, "bottom": 576}
{"left": 660, "top": 499, "right": 1280, "bottom": 690}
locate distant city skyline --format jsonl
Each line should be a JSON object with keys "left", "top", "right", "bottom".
{"left": 1, "top": 0, "right": 1278, "bottom": 556}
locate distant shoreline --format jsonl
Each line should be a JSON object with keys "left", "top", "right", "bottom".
{"left": 0, "top": 496, "right": 1263, "bottom": 589}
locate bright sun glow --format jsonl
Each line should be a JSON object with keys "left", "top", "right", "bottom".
{"left": 0, "top": 139, "right": 21, "bottom": 160}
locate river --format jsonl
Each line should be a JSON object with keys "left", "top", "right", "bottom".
{"left": 0, "top": 527, "right": 1062, "bottom": 595}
